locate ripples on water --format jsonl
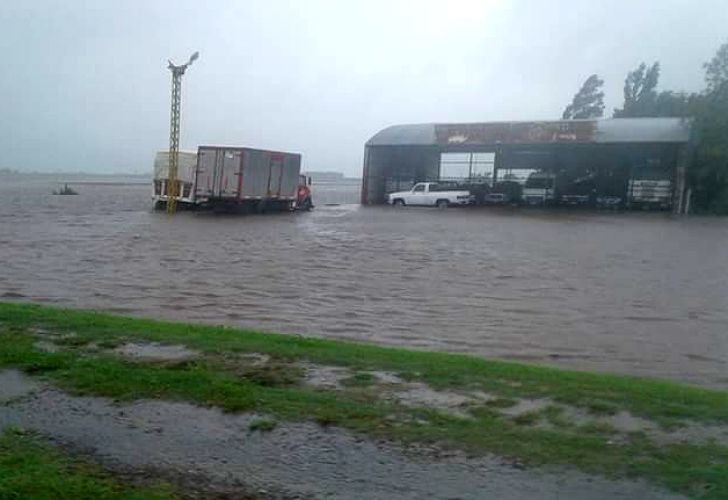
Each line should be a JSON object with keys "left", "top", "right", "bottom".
{"left": 1, "top": 176, "right": 728, "bottom": 388}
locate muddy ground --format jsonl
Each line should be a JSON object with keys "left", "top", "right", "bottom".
{"left": 0, "top": 368, "right": 685, "bottom": 499}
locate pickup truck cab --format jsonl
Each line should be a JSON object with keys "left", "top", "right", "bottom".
{"left": 387, "top": 182, "right": 474, "bottom": 208}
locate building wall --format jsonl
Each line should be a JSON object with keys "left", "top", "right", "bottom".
{"left": 362, "top": 146, "right": 440, "bottom": 205}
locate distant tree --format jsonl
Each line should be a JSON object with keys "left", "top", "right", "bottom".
{"left": 562, "top": 74, "right": 605, "bottom": 119}
{"left": 689, "top": 80, "right": 728, "bottom": 212}
{"left": 613, "top": 62, "right": 660, "bottom": 117}
{"left": 653, "top": 90, "right": 693, "bottom": 117}
{"left": 704, "top": 39, "right": 728, "bottom": 91}
{"left": 604, "top": 44, "right": 728, "bottom": 213}
{"left": 683, "top": 41, "right": 728, "bottom": 213}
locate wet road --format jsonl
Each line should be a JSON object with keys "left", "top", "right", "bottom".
{"left": 1, "top": 176, "right": 727, "bottom": 388}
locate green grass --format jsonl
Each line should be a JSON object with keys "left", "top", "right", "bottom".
{"left": 249, "top": 418, "right": 278, "bottom": 432}
{"left": 484, "top": 397, "right": 518, "bottom": 409}
{"left": 211, "top": 354, "right": 303, "bottom": 387}
{"left": 0, "top": 428, "right": 173, "bottom": 499}
{"left": 1, "top": 302, "right": 728, "bottom": 498}
{"left": 586, "top": 400, "right": 619, "bottom": 416}
{"left": 513, "top": 411, "right": 541, "bottom": 426}
{"left": 341, "top": 372, "right": 377, "bottom": 387}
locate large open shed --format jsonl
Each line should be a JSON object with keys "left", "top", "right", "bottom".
{"left": 361, "top": 118, "right": 692, "bottom": 211}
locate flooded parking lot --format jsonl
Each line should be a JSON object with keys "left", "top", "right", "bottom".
{"left": 2, "top": 177, "right": 727, "bottom": 388}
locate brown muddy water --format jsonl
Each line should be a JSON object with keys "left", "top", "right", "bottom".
{"left": 1, "top": 176, "right": 728, "bottom": 388}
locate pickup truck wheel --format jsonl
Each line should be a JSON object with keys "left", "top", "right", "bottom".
{"left": 392, "top": 199, "right": 405, "bottom": 207}
{"left": 436, "top": 199, "right": 449, "bottom": 209}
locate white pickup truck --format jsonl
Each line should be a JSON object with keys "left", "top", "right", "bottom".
{"left": 387, "top": 182, "right": 474, "bottom": 208}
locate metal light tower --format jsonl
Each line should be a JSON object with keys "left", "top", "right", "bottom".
{"left": 166, "top": 51, "right": 199, "bottom": 214}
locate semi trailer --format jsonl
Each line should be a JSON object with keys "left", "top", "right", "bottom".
{"left": 194, "top": 146, "right": 303, "bottom": 212}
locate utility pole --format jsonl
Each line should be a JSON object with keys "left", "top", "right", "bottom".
{"left": 166, "top": 51, "right": 199, "bottom": 214}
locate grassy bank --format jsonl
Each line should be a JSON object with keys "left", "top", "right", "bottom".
{"left": 1, "top": 302, "right": 727, "bottom": 498}
{"left": 0, "top": 428, "right": 173, "bottom": 499}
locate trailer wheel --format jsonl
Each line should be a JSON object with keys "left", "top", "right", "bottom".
{"left": 436, "top": 199, "right": 449, "bottom": 209}
{"left": 393, "top": 199, "right": 405, "bottom": 207}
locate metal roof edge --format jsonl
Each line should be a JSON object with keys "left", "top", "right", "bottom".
{"left": 366, "top": 118, "right": 692, "bottom": 146}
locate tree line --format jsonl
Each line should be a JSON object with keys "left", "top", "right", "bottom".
{"left": 561, "top": 40, "right": 728, "bottom": 213}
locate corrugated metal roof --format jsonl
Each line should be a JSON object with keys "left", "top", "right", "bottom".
{"left": 367, "top": 123, "right": 436, "bottom": 146}
{"left": 366, "top": 118, "right": 691, "bottom": 146}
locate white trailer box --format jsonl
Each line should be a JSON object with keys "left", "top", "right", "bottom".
{"left": 152, "top": 150, "right": 198, "bottom": 208}
{"left": 194, "top": 146, "right": 302, "bottom": 211}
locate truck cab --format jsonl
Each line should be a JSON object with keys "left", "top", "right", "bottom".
{"left": 296, "top": 174, "right": 313, "bottom": 211}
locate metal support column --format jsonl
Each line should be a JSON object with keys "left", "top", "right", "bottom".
{"left": 673, "top": 144, "right": 691, "bottom": 215}
{"left": 167, "top": 69, "right": 183, "bottom": 214}
{"left": 165, "top": 51, "right": 198, "bottom": 215}
{"left": 493, "top": 143, "right": 502, "bottom": 187}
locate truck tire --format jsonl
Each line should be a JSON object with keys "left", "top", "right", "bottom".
{"left": 436, "top": 199, "right": 449, "bottom": 209}
{"left": 393, "top": 199, "right": 405, "bottom": 207}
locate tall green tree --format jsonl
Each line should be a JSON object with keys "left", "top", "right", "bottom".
{"left": 704, "top": 39, "right": 728, "bottom": 91}
{"left": 562, "top": 74, "right": 605, "bottom": 119}
{"left": 613, "top": 62, "right": 660, "bottom": 117}
{"left": 689, "top": 43, "right": 728, "bottom": 213}
{"left": 653, "top": 91, "right": 693, "bottom": 117}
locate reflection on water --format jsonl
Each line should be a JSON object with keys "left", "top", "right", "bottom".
{"left": 1, "top": 176, "right": 727, "bottom": 388}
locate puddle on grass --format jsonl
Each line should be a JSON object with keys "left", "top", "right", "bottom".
{"left": 19, "top": 331, "right": 725, "bottom": 450}
{"left": 510, "top": 404, "right": 728, "bottom": 447}
{"left": 302, "top": 363, "right": 352, "bottom": 390}
{"left": 608, "top": 411, "right": 654, "bottom": 433}
{"left": 387, "top": 383, "right": 495, "bottom": 417}
{"left": 601, "top": 411, "right": 728, "bottom": 447}
{"left": 656, "top": 421, "right": 728, "bottom": 447}
{"left": 31, "top": 327, "right": 55, "bottom": 336}
{"left": 238, "top": 352, "right": 270, "bottom": 366}
{"left": 302, "top": 363, "right": 496, "bottom": 418}
{"left": 38, "top": 338, "right": 726, "bottom": 449}
{"left": 0, "top": 384, "right": 684, "bottom": 500}
{"left": 371, "top": 370, "right": 406, "bottom": 384}
{"left": 500, "top": 398, "right": 553, "bottom": 417}
{"left": 33, "top": 340, "right": 61, "bottom": 353}
{"left": 0, "top": 369, "right": 40, "bottom": 403}
{"left": 31, "top": 326, "right": 73, "bottom": 338}
{"left": 113, "top": 342, "right": 199, "bottom": 361}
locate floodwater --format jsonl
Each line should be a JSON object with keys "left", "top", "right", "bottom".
{"left": 0, "top": 369, "right": 682, "bottom": 499}
{"left": 1, "top": 176, "right": 728, "bottom": 388}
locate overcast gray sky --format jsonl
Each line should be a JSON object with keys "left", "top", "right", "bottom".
{"left": 1, "top": 0, "right": 726, "bottom": 176}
